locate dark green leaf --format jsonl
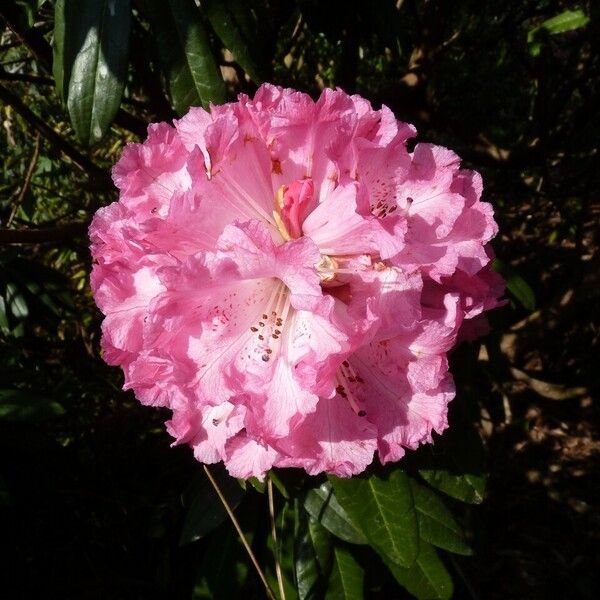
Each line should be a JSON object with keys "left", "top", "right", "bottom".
{"left": 325, "top": 546, "right": 364, "bottom": 600}
{"left": 294, "top": 510, "right": 332, "bottom": 600}
{"left": 204, "top": 0, "right": 263, "bottom": 83}
{"left": 419, "top": 469, "right": 486, "bottom": 505}
{"left": 179, "top": 464, "right": 245, "bottom": 545}
{"left": 384, "top": 542, "right": 454, "bottom": 600}
{"left": 410, "top": 478, "right": 472, "bottom": 555}
{"left": 304, "top": 481, "right": 367, "bottom": 545}
{"left": 192, "top": 526, "right": 249, "bottom": 598}
{"left": 60, "top": 0, "right": 132, "bottom": 145}
{"left": 329, "top": 470, "right": 419, "bottom": 567}
{"left": 52, "top": 0, "right": 67, "bottom": 101}
{"left": 418, "top": 421, "right": 487, "bottom": 505}
{"left": 0, "top": 389, "right": 65, "bottom": 421}
{"left": 492, "top": 259, "right": 535, "bottom": 310}
{"left": 145, "top": 0, "right": 226, "bottom": 114}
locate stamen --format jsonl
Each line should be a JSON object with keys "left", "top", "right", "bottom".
{"left": 336, "top": 364, "right": 365, "bottom": 416}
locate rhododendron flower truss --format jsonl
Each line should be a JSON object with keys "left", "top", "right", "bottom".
{"left": 90, "top": 84, "right": 504, "bottom": 480}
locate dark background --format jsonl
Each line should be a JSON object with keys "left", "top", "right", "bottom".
{"left": 1, "top": 1, "right": 598, "bottom": 598}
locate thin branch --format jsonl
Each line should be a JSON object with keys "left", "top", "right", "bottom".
{"left": 0, "top": 70, "right": 53, "bottom": 85}
{"left": 8, "top": 132, "right": 40, "bottom": 227}
{"left": 268, "top": 476, "right": 286, "bottom": 600}
{"left": 203, "top": 465, "right": 277, "bottom": 600}
{"left": 0, "top": 82, "right": 111, "bottom": 187}
{"left": 0, "top": 221, "right": 88, "bottom": 245}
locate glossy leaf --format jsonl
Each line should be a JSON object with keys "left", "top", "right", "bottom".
{"left": 492, "top": 258, "right": 535, "bottom": 311}
{"left": 410, "top": 478, "right": 472, "bottom": 556}
{"left": 304, "top": 481, "right": 367, "bottom": 545}
{"left": 325, "top": 546, "right": 364, "bottom": 600}
{"left": 179, "top": 464, "right": 245, "bottom": 545}
{"left": 384, "top": 542, "right": 454, "bottom": 600}
{"left": 204, "top": 0, "right": 263, "bottom": 83}
{"left": 0, "top": 389, "right": 64, "bottom": 421}
{"left": 294, "top": 511, "right": 332, "bottom": 600}
{"left": 329, "top": 470, "right": 419, "bottom": 567}
{"left": 58, "top": 0, "right": 131, "bottom": 145}
{"left": 145, "top": 0, "right": 226, "bottom": 114}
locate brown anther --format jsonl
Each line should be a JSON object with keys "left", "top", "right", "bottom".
{"left": 250, "top": 326, "right": 258, "bottom": 332}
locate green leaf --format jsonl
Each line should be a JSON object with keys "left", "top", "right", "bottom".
{"left": 0, "top": 389, "right": 65, "bottom": 421}
{"left": 329, "top": 470, "right": 419, "bottom": 567}
{"left": 492, "top": 258, "right": 535, "bottom": 311}
{"left": 193, "top": 526, "right": 249, "bottom": 598}
{"left": 527, "top": 10, "right": 589, "bottom": 57}
{"left": 247, "top": 476, "right": 266, "bottom": 493}
{"left": 384, "top": 542, "right": 453, "bottom": 600}
{"left": 52, "top": 0, "right": 67, "bottom": 101}
{"left": 325, "top": 546, "right": 364, "bottom": 600}
{"left": 266, "top": 499, "right": 297, "bottom": 600}
{"left": 294, "top": 511, "right": 332, "bottom": 600}
{"left": 145, "top": 0, "right": 226, "bottom": 114}
{"left": 304, "top": 481, "right": 367, "bottom": 545}
{"left": 528, "top": 10, "right": 590, "bottom": 41}
{"left": 204, "top": 0, "right": 263, "bottom": 83}
{"left": 410, "top": 478, "right": 472, "bottom": 556}
{"left": 179, "top": 464, "right": 245, "bottom": 545}
{"left": 418, "top": 420, "right": 487, "bottom": 505}
{"left": 60, "top": 0, "right": 132, "bottom": 145}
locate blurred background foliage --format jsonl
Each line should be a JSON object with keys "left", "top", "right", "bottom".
{"left": 0, "top": 1, "right": 598, "bottom": 598}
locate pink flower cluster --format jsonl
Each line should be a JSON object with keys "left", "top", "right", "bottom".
{"left": 90, "top": 85, "right": 503, "bottom": 479}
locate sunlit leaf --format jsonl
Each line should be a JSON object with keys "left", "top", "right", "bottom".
{"left": 329, "top": 470, "right": 419, "bottom": 567}
{"left": 58, "top": 0, "right": 132, "bottom": 145}
{"left": 304, "top": 481, "right": 367, "bottom": 545}
{"left": 527, "top": 9, "right": 589, "bottom": 56}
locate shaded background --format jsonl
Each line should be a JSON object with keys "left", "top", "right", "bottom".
{"left": 1, "top": 1, "right": 598, "bottom": 598}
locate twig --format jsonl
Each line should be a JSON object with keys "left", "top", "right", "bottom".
{"left": 203, "top": 465, "right": 276, "bottom": 600}
{"left": 0, "top": 70, "right": 53, "bottom": 85}
{"left": 0, "top": 82, "right": 111, "bottom": 187}
{"left": 8, "top": 132, "right": 40, "bottom": 227}
{"left": 268, "top": 476, "right": 286, "bottom": 600}
{"left": 0, "top": 221, "right": 88, "bottom": 244}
